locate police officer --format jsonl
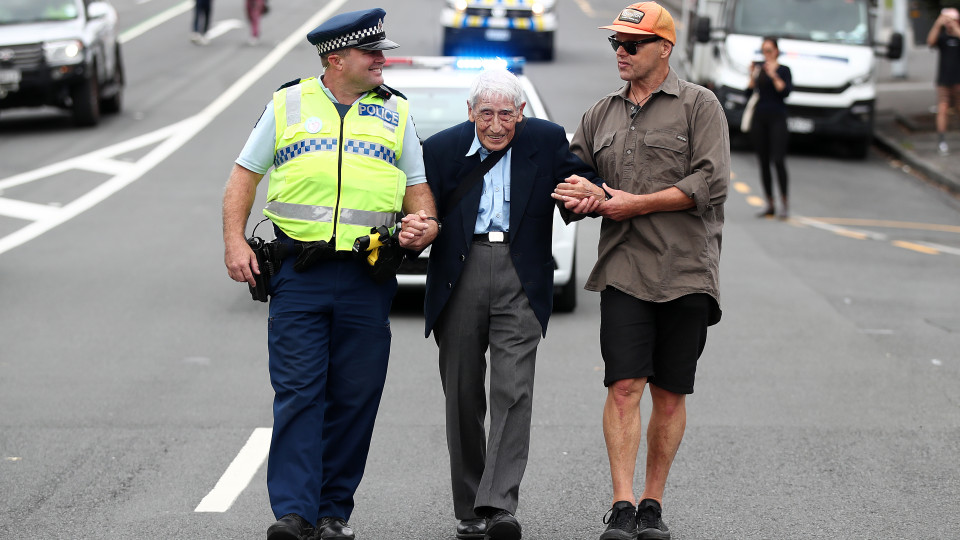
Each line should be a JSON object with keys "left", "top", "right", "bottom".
{"left": 222, "top": 8, "right": 438, "bottom": 540}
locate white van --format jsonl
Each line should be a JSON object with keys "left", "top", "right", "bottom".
{"left": 679, "top": 0, "right": 902, "bottom": 157}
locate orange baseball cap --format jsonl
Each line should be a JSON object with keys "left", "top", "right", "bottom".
{"left": 600, "top": 2, "right": 676, "bottom": 44}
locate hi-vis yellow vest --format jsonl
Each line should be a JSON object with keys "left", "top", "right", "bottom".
{"left": 264, "top": 77, "right": 408, "bottom": 250}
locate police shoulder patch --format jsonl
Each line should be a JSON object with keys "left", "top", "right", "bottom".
{"left": 276, "top": 78, "right": 302, "bottom": 91}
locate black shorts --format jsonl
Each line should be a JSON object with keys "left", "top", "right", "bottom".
{"left": 600, "top": 289, "right": 712, "bottom": 394}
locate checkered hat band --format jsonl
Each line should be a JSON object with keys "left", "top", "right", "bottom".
{"left": 274, "top": 138, "right": 338, "bottom": 168}
{"left": 344, "top": 139, "right": 397, "bottom": 166}
{"left": 316, "top": 26, "right": 386, "bottom": 55}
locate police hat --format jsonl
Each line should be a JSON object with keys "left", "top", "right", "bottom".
{"left": 307, "top": 8, "right": 399, "bottom": 56}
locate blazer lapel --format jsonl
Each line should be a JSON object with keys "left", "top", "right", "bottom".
{"left": 508, "top": 125, "right": 538, "bottom": 235}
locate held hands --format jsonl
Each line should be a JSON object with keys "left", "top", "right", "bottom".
{"left": 552, "top": 175, "right": 605, "bottom": 214}
{"left": 399, "top": 210, "right": 439, "bottom": 250}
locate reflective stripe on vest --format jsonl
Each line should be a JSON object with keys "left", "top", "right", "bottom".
{"left": 274, "top": 138, "right": 338, "bottom": 168}
{"left": 264, "top": 201, "right": 397, "bottom": 229}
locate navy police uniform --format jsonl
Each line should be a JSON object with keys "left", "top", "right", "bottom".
{"left": 260, "top": 8, "right": 408, "bottom": 539}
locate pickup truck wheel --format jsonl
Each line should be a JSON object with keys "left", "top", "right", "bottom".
{"left": 553, "top": 254, "right": 577, "bottom": 313}
{"left": 72, "top": 74, "right": 101, "bottom": 127}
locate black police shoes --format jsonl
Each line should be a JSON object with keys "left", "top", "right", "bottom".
{"left": 267, "top": 513, "right": 313, "bottom": 540}
{"left": 456, "top": 517, "right": 487, "bottom": 539}
{"left": 485, "top": 509, "right": 522, "bottom": 540}
{"left": 316, "top": 516, "right": 355, "bottom": 539}
{"left": 636, "top": 499, "right": 670, "bottom": 540}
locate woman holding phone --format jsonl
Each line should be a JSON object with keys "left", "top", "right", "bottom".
{"left": 747, "top": 36, "right": 792, "bottom": 219}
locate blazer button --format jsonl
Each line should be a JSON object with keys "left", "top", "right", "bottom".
{"left": 459, "top": 254, "right": 466, "bottom": 261}
{"left": 447, "top": 282, "right": 453, "bottom": 289}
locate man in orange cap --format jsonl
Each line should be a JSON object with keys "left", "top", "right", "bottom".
{"left": 552, "top": 2, "right": 730, "bottom": 539}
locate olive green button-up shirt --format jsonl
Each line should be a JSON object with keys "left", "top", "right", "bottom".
{"left": 570, "top": 69, "right": 730, "bottom": 324}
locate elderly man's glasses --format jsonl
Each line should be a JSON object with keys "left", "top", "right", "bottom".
{"left": 608, "top": 35, "right": 661, "bottom": 55}
{"left": 475, "top": 109, "right": 518, "bottom": 123}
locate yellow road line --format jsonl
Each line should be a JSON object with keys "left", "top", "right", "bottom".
{"left": 891, "top": 241, "right": 940, "bottom": 254}
{"left": 573, "top": 0, "right": 595, "bottom": 17}
{"left": 745, "top": 195, "right": 765, "bottom": 207}
{"left": 733, "top": 181, "right": 751, "bottom": 194}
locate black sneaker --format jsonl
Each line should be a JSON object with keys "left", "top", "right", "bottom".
{"left": 267, "top": 513, "right": 313, "bottom": 540}
{"left": 600, "top": 501, "right": 638, "bottom": 540}
{"left": 636, "top": 499, "right": 670, "bottom": 540}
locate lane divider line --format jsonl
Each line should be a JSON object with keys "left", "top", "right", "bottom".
{"left": 0, "top": 198, "right": 61, "bottom": 221}
{"left": 119, "top": 0, "right": 193, "bottom": 44}
{"left": 195, "top": 428, "right": 272, "bottom": 513}
{"left": 891, "top": 240, "right": 940, "bottom": 255}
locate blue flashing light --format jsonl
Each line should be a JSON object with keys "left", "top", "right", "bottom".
{"left": 453, "top": 56, "right": 526, "bottom": 74}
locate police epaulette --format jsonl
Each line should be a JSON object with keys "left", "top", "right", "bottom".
{"left": 276, "top": 78, "right": 302, "bottom": 91}
{"left": 373, "top": 84, "right": 406, "bottom": 101}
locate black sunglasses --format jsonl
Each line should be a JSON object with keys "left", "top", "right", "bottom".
{"left": 608, "top": 35, "right": 661, "bottom": 55}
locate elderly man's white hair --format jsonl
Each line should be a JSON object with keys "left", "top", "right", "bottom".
{"left": 468, "top": 68, "right": 524, "bottom": 110}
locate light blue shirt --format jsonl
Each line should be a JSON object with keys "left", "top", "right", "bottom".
{"left": 235, "top": 77, "right": 427, "bottom": 186}
{"left": 466, "top": 135, "right": 510, "bottom": 234}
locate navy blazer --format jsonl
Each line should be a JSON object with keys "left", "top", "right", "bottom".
{"left": 422, "top": 117, "right": 598, "bottom": 337}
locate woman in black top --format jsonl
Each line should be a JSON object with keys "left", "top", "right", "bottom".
{"left": 747, "top": 37, "right": 792, "bottom": 218}
{"left": 927, "top": 8, "right": 960, "bottom": 156}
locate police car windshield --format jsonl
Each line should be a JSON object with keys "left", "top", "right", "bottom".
{"left": 403, "top": 86, "right": 534, "bottom": 140}
{"left": 0, "top": 0, "right": 79, "bottom": 24}
{"left": 730, "top": 0, "right": 869, "bottom": 45}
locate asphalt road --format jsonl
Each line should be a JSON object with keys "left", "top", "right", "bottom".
{"left": 1, "top": 0, "right": 959, "bottom": 538}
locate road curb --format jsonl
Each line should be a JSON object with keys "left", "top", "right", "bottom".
{"left": 873, "top": 128, "right": 960, "bottom": 196}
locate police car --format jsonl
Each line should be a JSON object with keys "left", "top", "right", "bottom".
{"left": 385, "top": 56, "right": 578, "bottom": 312}
{"left": 441, "top": 0, "right": 557, "bottom": 61}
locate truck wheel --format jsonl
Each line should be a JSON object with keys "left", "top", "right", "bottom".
{"left": 72, "top": 74, "right": 100, "bottom": 127}
{"left": 101, "top": 46, "right": 124, "bottom": 114}
{"left": 848, "top": 136, "right": 871, "bottom": 160}
{"left": 553, "top": 255, "right": 577, "bottom": 313}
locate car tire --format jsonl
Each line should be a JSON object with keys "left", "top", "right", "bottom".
{"left": 848, "top": 136, "right": 871, "bottom": 160}
{"left": 553, "top": 254, "right": 577, "bottom": 313}
{"left": 101, "top": 46, "right": 124, "bottom": 114}
{"left": 72, "top": 71, "right": 101, "bottom": 127}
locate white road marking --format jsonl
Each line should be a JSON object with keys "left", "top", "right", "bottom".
{"left": 0, "top": 0, "right": 348, "bottom": 258}
{"left": 204, "top": 19, "right": 245, "bottom": 41}
{"left": 119, "top": 0, "right": 193, "bottom": 43}
{"left": 0, "top": 198, "right": 61, "bottom": 221}
{"left": 75, "top": 157, "right": 136, "bottom": 176}
{"left": 195, "top": 428, "right": 272, "bottom": 513}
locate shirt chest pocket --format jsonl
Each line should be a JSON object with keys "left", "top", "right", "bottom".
{"left": 592, "top": 130, "right": 618, "bottom": 181}
{"left": 642, "top": 129, "right": 689, "bottom": 184}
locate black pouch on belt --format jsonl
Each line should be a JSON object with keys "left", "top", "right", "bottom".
{"left": 364, "top": 227, "right": 404, "bottom": 283}
{"left": 293, "top": 240, "right": 336, "bottom": 272}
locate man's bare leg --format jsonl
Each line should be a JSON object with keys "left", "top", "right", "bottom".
{"left": 640, "top": 384, "right": 687, "bottom": 504}
{"left": 603, "top": 377, "right": 647, "bottom": 504}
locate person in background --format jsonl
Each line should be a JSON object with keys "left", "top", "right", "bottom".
{"left": 221, "top": 8, "right": 437, "bottom": 539}
{"left": 747, "top": 36, "right": 792, "bottom": 219}
{"left": 552, "top": 3, "right": 729, "bottom": 539}
{"left": 245, "top": 0, "right": 265, "bottom": 45}
{"left": 927, "top": 7, "right": 960, "bottom": 156}
{"left": 421, "top": 67, "right": 602, "bottom": 540}
{"left": 190, "top": 0, "right": 212, "bottom": 45}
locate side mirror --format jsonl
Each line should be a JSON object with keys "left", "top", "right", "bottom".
{"left": 87, "top": 1, "right": 110, "bottom": 19}
{"left": 696, "top": 16, "right": 711, "bottom": 43}
{"left": 886, "top": 32, "right": 904, "bottom": 60}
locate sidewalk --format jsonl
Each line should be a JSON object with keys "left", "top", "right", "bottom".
{"left": 873, "top": 110, "right": 960, "bottom": 195}
{"left": 873, "top": 39, "right": 960, "bottom": 195}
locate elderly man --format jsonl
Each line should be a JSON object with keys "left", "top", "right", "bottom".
{"left": 221, "top": 8, "right": 437, "bottom": 540}
{"left": 553, "top": 3, "right": 729, "bottom": 539}
{"left": 421, "top": 68, "right": 601, "bottom": 540}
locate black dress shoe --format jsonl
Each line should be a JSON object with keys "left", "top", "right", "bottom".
{"left": 485, "top": 509, "right": 521, "bottom": 540}
{"left": 456, "top": 517, "right": 486, "bottom": 539}
{"left": 316, "top": 517, "right": 355, "bottom": 540}
{"left": 267, "top": 513, "right": 313, "bottom": 540}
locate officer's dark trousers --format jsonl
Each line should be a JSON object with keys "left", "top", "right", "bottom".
{"left": 267, "top": 255, "right": 396, "bottom": 525}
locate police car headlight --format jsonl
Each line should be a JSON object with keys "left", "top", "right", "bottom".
{"left": 44, "top": 40, "right": 84, "bottom": 66}
{"left": 452, "top": 0, "right": 468, "bottom": 12}
{"left": 532, "top": 2, "right": 545, "bottom": 15}
{"left": 851, "top": 69, "right": 874, "bottom": 87}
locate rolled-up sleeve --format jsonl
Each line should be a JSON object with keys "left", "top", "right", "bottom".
{"left": 674, "top": 93, "right": 730, "bottom": 216}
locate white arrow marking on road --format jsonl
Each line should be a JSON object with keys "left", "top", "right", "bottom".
{"left": 195, "top": 428, "right": 272, "bottom": 513}
{"left": 0, "top": 198, "right": 61, "bottom": 221}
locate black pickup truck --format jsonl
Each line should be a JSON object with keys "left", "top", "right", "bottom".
{"left": 0, "top": 0, "right": 123, "bottom": 126}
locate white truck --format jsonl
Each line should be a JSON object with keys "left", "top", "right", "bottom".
{"left": 677, "top": 0, "right": 903, "bottom": 158}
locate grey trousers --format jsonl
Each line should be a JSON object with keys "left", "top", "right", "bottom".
{"left": 435, "top": 240, "right": 542, "bottom": 519}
